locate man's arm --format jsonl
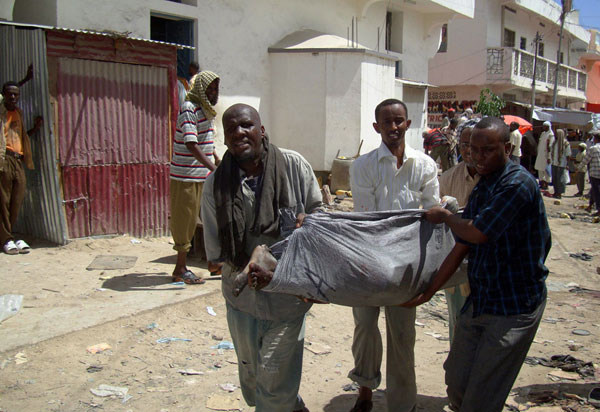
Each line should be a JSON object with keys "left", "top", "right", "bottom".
{"left": 424, "top": 206, "right": 488, "bottom": 243}
{"left": 18, "top": 64, "right": 34, "bottom": 87}
{"left": 27, "top": 116, "right": 43, "bottom": 137}
{"left": 185, "top": 142, "right": 217, "bottom": 172}
{"left": 400, "top": 242, "right": 470, "bottom": 307}
{"left": 420, "top": 159, "right": 441, "bottom": 209}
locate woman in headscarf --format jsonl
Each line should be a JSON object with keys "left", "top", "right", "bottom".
{"left": 550, "top": 128, "right": 571, "bottom": 199}
{"left": 169, "top": 70, "right": 220, "bottom": 284}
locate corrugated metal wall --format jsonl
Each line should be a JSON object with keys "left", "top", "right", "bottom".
{"left": 0, "top": 25, "right": 68, "bottom": 244}
{"left": 57, "top": 58, "right": 171, "bottom": 238}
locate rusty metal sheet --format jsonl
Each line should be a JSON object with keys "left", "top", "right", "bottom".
{"left": 61, "top": 166, "right": 90, "bottom": 239}
{"left": 118, "top": 164, "right": 170, "bottom": 237}
{"left": 56, "top": 57, "right": 169, "bottom": 167}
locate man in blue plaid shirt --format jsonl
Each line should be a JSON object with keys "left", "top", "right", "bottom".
{"left": 402, "top": 116, "right": 551, "bottom": 412}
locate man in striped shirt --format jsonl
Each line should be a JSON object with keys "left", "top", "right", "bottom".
{"left": 581, "top": 133, "right": 600, "bottom": 216}
{"left": 169, "top": 71, "right": 219, "bottom": 284}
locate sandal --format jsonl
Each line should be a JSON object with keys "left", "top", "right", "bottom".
{"left": 349, "top": 399, "right": 373, "bottom": 412}
{"left": 15, "top": 240, "right": 31, "bottom": 254}
{"left": 172, "top": 270, "right": 205, "bottom": 285}
{"left": 3, "top": 240, "right": 19, "bottom": 255}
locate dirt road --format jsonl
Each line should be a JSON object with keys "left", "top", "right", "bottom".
{"left": 0, "top": 185, "right": 599, "bottom": 412}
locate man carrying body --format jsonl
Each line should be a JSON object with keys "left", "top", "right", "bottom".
{"left": 509, "top": 122, "right": 522, "bottom": 165}
{"left": 169, "top": 71, "right": 219, "bottom": 284}
{"left": 438, "top": 119, "right": 480, "bottom": 342}
{"left": 1, "top": 81, "right": 42, "bottom": 255}
{"left": 201, "top": 104, "right": 322, "bottom": 412}
{"left": 403, "top": 117, "right": 550, "bottom": 412}
{"left": 349, "top": 98, "right": 439, "bottom": 412}
{"left": 535, "top": 121, "right": 554, "bottom": 190}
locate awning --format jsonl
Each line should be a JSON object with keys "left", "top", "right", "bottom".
{"left": 532, "top": 108, "right": 594, "bottom": 128}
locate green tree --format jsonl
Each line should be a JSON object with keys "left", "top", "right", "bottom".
{"left": 475, "top": 88, "right": 505, "bottom": 117}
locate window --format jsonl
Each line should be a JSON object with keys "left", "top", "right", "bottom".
{"left": 395, "top": 61, "right": 402, "bottom": 78}
{"left": 438, "top": 24, "right": 448, "bottom": 53}
{"left": 538, "top": 42, "right": 544, "bottom": 57}
{"left": 520, "top": 37, "right": 527, "bottom": 50}
{"left": 504, "top": 29, "right": 515, "bottom": 48}
{"left": 151, "top": 14, "right": 195, "bottom": 79}
{"left": 559, "top": 52, "right": 564, "bottom": 64}
{"left": 385, "top": 11, "right": 404, "bottom": 53}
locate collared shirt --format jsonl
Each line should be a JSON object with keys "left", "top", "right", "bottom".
{"left": 551, "top": 139, "right": 571, "bottom": 168}
{"left": 169, "top": 102, "right": 214, "bottom": 182}
{"left": 350, "top": 143, "right": 439, "bottom": 212}
{"left": 439, "top": 161, "right": 480, "bottom": 208}
{"left": 510, "top": 130, "right": 522, "bottom": 157}
{"left": 582, "top": 143, "right": 600, "bottom": 179}
{"left": 201, "top": 148, "right": 323, "bottom": 321}
{"left": 460, "top": 161, "right": 550, "bottom": 317}
{"left": 0, "top": 105, "right": 33, "bottom": 171}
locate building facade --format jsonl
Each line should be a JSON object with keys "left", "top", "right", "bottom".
{"left": 428, "top": 0, "right": 590, "bottom": 126}
{"left": 8, "top": 0, "right": 474, "bottom": 169}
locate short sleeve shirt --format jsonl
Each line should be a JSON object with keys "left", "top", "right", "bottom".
{"left": 460, "top": 161, "right": 551, "bottom": 317}
{"left": 169, "top": 102, "right": 215, "bottom": 182}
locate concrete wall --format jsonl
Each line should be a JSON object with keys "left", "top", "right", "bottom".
{"left": 11, "top": 0, "right": 469, "bottom": 166}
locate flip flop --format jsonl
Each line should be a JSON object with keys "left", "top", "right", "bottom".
{"left": 15, "top": 240, "right": 31, "bottom": 254}
{"left": 172, "top": 270, "right": 205, "bottom": 285}
{"left": 349, "top": 399, "right": 373, "bottom": 412}
{"left": 3, "top": 240, "right": 18, "bottom": 255}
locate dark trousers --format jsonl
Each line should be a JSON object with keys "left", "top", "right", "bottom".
{"left": 591, "top": 177, "right": 600, "bottom": 212}
{"left": 551, "top": 165, "right": 566, "bottom": 195}
{"left": 444, "top": 299, "right": 545, "bottom": 412}
{"left": 0, "top": 154, "right": 26, "bottom": 245}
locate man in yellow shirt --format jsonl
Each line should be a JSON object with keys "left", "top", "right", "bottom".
{"left": 1, "top": 81, "right": 42, "bottom": 254}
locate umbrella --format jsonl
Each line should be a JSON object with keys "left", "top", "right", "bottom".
{"left": 503, "top": 115, "right": 533, "bottom": 135}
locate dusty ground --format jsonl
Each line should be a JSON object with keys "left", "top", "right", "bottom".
{"left": 0, "top": 185, "right": 599, "bottom": 412}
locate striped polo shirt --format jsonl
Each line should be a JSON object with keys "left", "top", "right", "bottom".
{"left": 170, "top": 101, "right": 215, "bottom": 182}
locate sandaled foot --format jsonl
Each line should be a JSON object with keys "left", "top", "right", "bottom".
{"left": 3, "top": 240, "right": 19, "bottom": 255}
{"left": 15, "top": 240, "right": 31, "bottom": 254}
{"left": 349, "top": 399, "right": 373, "bottom": 412}
{"left": 172, "top": 270, "right": 205, "bottom": 285}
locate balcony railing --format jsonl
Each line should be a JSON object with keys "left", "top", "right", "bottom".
{"left": 487, "top": 47, "right": 587, "bottom": 95}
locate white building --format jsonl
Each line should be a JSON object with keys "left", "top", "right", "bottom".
{"left": 428, "top": 0, "right": 590, "bottom": 127}
{"left": 6, "top": 0, "right": 474, "bottom": 171}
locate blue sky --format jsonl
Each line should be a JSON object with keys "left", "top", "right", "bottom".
{"left": 566, "top": 0, "right": 600, "bottom": 30}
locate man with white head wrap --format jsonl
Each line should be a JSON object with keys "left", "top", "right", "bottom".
{"left": 534, "top": 121, "right": 554, "bottom": 190}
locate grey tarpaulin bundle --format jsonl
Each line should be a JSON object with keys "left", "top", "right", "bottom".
{"left": 263, "top": 210, "right": 462, "bottom": 306}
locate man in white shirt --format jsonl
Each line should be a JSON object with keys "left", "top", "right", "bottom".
{"left": 509, "top": 122, "right": 522, "bottom": 165}
{"left": 535, "top": 121, "right": 554, "bottom": 190}
{"left": 348, "top": 98, "right": 440, "bottom": 412}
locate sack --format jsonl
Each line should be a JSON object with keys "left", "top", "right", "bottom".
{"left": 263, "top": 210, "right": 460, "bottom": 306}
{"left": 562, "top": 168, "right": 570, "bottom": 185}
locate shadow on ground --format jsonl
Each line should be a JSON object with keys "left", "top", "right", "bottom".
{"left": 101, "top": 272, "right": 183, "bottom": 291}
{"left": 322, "top": 392, "right": 448, "bottom": 412}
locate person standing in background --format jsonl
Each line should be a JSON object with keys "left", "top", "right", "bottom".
{"left": 169, "top": 71, "right": 219, "bottom": 284}
{"left": 509, "top": 122, "right": 522, "bottom": 165}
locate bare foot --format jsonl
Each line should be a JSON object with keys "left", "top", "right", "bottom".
{"left": 248, "top": 262, "right": 273, "bottom": 290}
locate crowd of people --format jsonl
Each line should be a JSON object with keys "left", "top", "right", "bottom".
{"left": 3, "top": 63, "right": 600, "bottom": 412}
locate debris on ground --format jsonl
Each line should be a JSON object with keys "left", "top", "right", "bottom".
{"left": 0, "top": 294, "right": 23, "bottom": 324}
{"left": 205, "top": 393, "right": 242, "bottom": 411}
{"left": 305, "top": 340, "right": 331, "bottom": 355}
{"left": 568, "top": 252, "right": 593, "bottom": 261}
{"left": 525, "top": 355, "right": 596, "bottom": 378}
{"left": 219, "top": 383, "right": 237, "bottom": 392}
{"left": 207, "top": 306, "right": 217, "bottom": 316}
{"left": 177, "top": 369, "right": 204, "bottom": 375}
{"left": 156, "top": 337, "right": 192, "bottom": 343}
{"left": 86, "top": 343, "right": 112, "bottom": 354}
{"left": 90, "top": 384, "right": 129, "bottom": 399}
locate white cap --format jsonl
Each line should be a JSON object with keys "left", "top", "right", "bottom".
{"left": 543, "top": 121, "right": 551, "bottom": 127}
